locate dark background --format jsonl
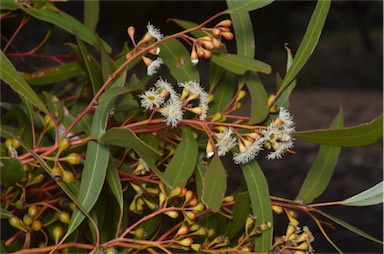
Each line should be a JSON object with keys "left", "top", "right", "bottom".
{"left": 2, "top": 1, "right": 383, "bottom": 252}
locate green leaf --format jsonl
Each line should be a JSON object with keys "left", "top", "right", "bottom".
{"left": 66, "top": 73, "right": 126, "bottom": 238}
{"left": 296, "top": 109, "right": 343, "bottom": 204}
{"left": 208, "top": 61, "right": 225, "bottom": 92}
{"left": 294, "top": 115, "right": 383, "bottom": 146}
{"left": 168, "top": 19, "right": 205, "bottom": 38}
{"left": 340, "top": 181, "right": 383, "bottom": 207}
{"left": 163, "top": 127, "right": 198, "bottom": 189}
{"left": 202, "top": 155, "right": 227, "bottom": 212}
{"left": 195, "top": 160, "right": 206, "bottom": 202}
{"left": 0, "top": 50, "right": 48, "bottom": 114}
{"left": 240, "top": 160, "right": 272, "bottom": 252}
{"left": 225, "top": 192, "right": 250, "bottom": 239}
{"left": 21, "top": 2, "right": 111, "bottom": 53}
{"left": 279, "top": 0, "right": 331, "bottom": 91}
{"left": 159, "top": 39, "right": 200, "bottom": 82}
{"left": 227, "top": 0, "right": 255, "bottom": 58}
{"left": 314, "top": 208, "right": 383, "bottom": 244}
{"left": 225, "top": 0, "right": 274, "bottom": 14}
{"left": 83, "top": 0, "right": 99, "bottom": 31}
{"left": 208, "top": 71, "right": 236, "bottom": 114}
{"left": 99, "top": 87, "right": 139, "bottom": 103}
{"left": 211, "top": 53, "right": 271, "bottom": 75}
{"left": 0, "top": 158, "right": 24, "bottom": 187}
{"left": 22, "top": 62, "right": 84, "bottom": 85}
{"left": 76, "top": 36, "right": 103, "bottom": 94}
{"left": 246, "top": 72, "right": 268, "bottom": 124}
{"left": 0, "top": 0, "right": 19, "bottom": 10}
{"left": 106, "top": 158, "right": 124, "bottom": 210}
{"left": 274, "top": 80, "right": 296, "bottom": 109}
{"left": 0, "top": 208, "right": 13, "bottom": 219}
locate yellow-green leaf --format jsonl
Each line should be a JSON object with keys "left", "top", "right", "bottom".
{"left": 246, "top": 72, "right": 268, "bottom": 124}
{"left": 0, "top": 158, "right": 24, "bottom": 187}
{"left": 340, "top": 181, "right": 383, "bottom": 207}
{"left": 211, "top": 53, "right": 271, "bottom": 75}
{"left": 225, "top": 0, "right": 274, "bottom": 14}
{"left": 83, "top": 0, "right": 99, "bottom": 31}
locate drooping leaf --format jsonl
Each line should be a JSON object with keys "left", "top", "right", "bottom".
{"left": 159, "top": 39, "right": 200, "bottom": 82}
{"left": 106, "top": 158, "right": 124, "bottom": 210}
{"left": 21, "top": 2, "right": 111, "bottom": 52}
{"left": 246, "top": 72, "right": 268, "bottom": 124}
{"left": 225, "top": 0, "right": 274, "bottom": 14}
{"left": 66, "top": 73, "right": 126, "bottom": 238}
{"left": 208, "top": 71, "right": 236, "bottom": 115}
{"left": 163, "top": 127, "right": 198, "bottom": 189}
{"left": 83, "top": 0, "right": 99, "bottom": 31}
{"left": 225, "top": 192, "right": 250, "bottom": 239}
{"left": 22, "top": 62, "right": 84, "bottom": 85}
{"left": 0, "top": 50, "right": 48, "bottom": 114}
{"left": 211, "top": 53, "right": 271, "bottom": 75}
{"left": 195, "top": 160, "right": 206, "bottom": 202}
{"left": 314, "top": 208, "right": 383, "bottom": 244}
{"left": 340, "top": 181, "right": 383, "bottom": 207}
{"left": 294, "top": 115, "right": 383, "bottom": 146}
{"left": 202, "top": 155, "right": 227, "bottom": 212}
{"left": 240, "top": 160, "right": 273, "bottom": 252}
{"left": 279, "top": 0, "right": 331, "bottom": 92}
{"left": 227, "top": 0, "right": 255, "bottom": 58}
{"left": 0, "top": 158, "right": 24, "bottom": 187}
{"left": 0, "top": 208, "right": 13, "bottom": 219}
{"left": 296, "top": 109, "right": 343, "bottom": 204}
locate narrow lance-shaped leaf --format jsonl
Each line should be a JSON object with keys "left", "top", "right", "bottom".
{"left": 163, "top": 127, "right": 198, "bottom": 189}
{"left": 20, "top": 2, "right": 111, "bottom": 52}
{"left": 0, "top": 50, "right": 49, "bottom": 114}
{"left": 202, "top": 155, "right": 227, "bottom": 212}
{"left": 246, "top": 72, "right": 269, "bottom": 124}
{"left": 340, "top": 181, "right": 383, "bottom": 207}
{"left": 211, "top": 53, "right": 271, "bottom": 75}
{"left": 225, "top": 0, "right": 274, "bottom": 14}
{"left": 106, "top": 157, "right": 124, "bottom": 210}
{"left": 159, "top": 38, "right": 200, "bottom": 82}
{"left": 66, "top": 73, "right": 126, "bottom": 238}
{"left": 225, "top": 192, "right": 250, "bottom": 239}
{"left": 294, "top": 115, "right": 383, "bottom": 146}
{"left": 296, "top": 109, "right": 343, "bottom": 204}
{"left": 279, "top": 0, "right": 331, "bottom": 92}
{"left": 0, "top": 208, "right": 13, "bottom": 219}
{"left": 168, "top": 19, "right": 205, "bottom": 38}
{"left": 83, "top": 0, "right": 99, "bottom": 31}
{"left": 240, "top": 160, "right": 273, "bottom": 252}
{"left": 208, "top": 70, "right": 236, "bottom": 115}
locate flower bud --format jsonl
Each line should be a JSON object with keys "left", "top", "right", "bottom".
{"left": 184, "top": 190, "right": 194, "bottom": 204}
{"left": 177, "top": 237, "right": 193, "bottom": 247}
{"left": 143, "top": 197, "right": 158, "bottom": 210}
{"left": 212, "top": 28, "right": 221, "bottom": 37}
{"left": 222, "top": 32, "right": 234, "bottom": 41}
{"left": 58, "top": 211, "right": 71, "bottom": 224}
{"left": 158, "top": 192, "right": 166, "bottom": 207}
{"left": 9, "top": 216, "right": 27, "bottom": 232}
{"left": 176, "top": 225, "right": 190, "bottom": 236}
{"left": 216, "top": 19, "right": 232, "bottom": 28}
{"left": 15, "top": 200, "right": 27, "bottom": 210}
{"left": 211, "top": 112, "right": 224, "bottom": 122}
{"left": 57, "top": 138, "right": 70, "bottom": 155}
{"left": 105, "top": 247, "right": 118, "bottom": 254}
{"left": 191, "top": 48, "right": 199, "bottom": 65}
{"left": 191, "top": 243, "right": 201, "bottom": 252}
{"left": 127, "top": 26, "right": 136, "bottom": 42}
{"left": 245, "top": 214, "right": 256, "bottom": 233}
{"left": 141, "top": 55, "right": 153, "bottom": 67}
{"left": 189, "top": 223, "right": 200, "bottom": 232}
{"left": 69, "top": 202, "right": 76, "bottom": 211}
{"left": 187, "top": 198, "right": 198, "bottom": 207}
{"left": 212, "top": 38, "right": 221, "bottom": 49}
{"left": 23, "top": 213, "right": 33, "bottom": 226}
{"left": 236, "top": 90, "right": 247, "bottom": 102}
{"left": 5, "top": 138, "right": 21, "bottom": 149}
{"left": 191, "top": 203, "right": 205, "bottom": 212}
{"left": 207, "top": 228, "right": 215, "bottom": 237}
{"left": 185, "top": 211, "right": 196, "bottom": 221}
{"left": 31, "top": 220, "right": 43, "bottom": 231}
{"left": 272, "top": 205, "right": 283, "bottom": 214}
{"left": 44, "top": 114, "right": 55, "bottom": 131}
{"left": 131, "top": 227, "right": 147, "bottom": 239}
{"left": 197, "top": 47, "right": 205, "bottom": 58}
{"left": 285, "top": 224, "right": 297, "bottom": 240}
{"left": 28, "top": 205, "right": 38, "bottom": 217}
{"left": 62, "top": 153, "right": 81, "bottom": 165}
{"left": 223, "top": 195, "right": 234, "bottom": 203}
{"left": 203, "top": 49, "right": 212, "bottom": 59}
{"left": 260, "top": 221, "right": 272, "bottom": 231}
{"left": 294, "top": 242, "right": 309, "bottom": 251}
{"left": 164, "top": 210, "right": 179, "bottom": 219}
{"left": 169, "top": 187, "right": 183, "bottom": 198}
{"left": 28, "top": 174, "right": 44, "bottom": 185}
{"left": 51, "top": 166, "right": 62, "bottom": 182}
{"left": 62, "top": 169, "right": 75, "bottom": 184}
{"left": 53, "top": 226, "right": 64, "bottom": 244}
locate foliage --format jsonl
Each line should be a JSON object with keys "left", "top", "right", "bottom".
{"left": 0, "top": 0, "right": 382, "bottom": 253}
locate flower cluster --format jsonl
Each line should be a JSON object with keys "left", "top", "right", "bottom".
{"left": 210, "top": 107, "right": 295, "bottom": 164}
{"left": 139, "top": 78, "right": 209, "bottom": 127}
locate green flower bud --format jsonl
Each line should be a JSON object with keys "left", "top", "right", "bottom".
{"left": 43, "top": 115, "right": 56, "bottom": 131}
{"left": 28, "top": 205, "right": 38, "bottom": 217}
{"left": 177, "top": 237, "right": 193, "bottom": 247}
{"left": 62, "top": 153, "right": 81, "bottom": 165}
{"left": 191, "top": 203, "right": 205, "bottom": 212}
{"left": 69, "top": 202, "right": 76, "bottom": 211}
{"left": 53, "top": 226, "right": 64, "bottom": 244}
{"left": 15, "top": 200, "right": 27, "bottom": 210}
{"left": 131, "top": 228, "right": 147, "bottom": 239}
{"left": 176, "top": 225, "right": 190, "bottom": 236}
{"left": 164, "top": 210, "right": 179, "bottom": 219}
{"left": 9, "top": 216, "right": 27, "bottom": 232}
{"left": 23, "top": 213, "right": 33, "bottom": 226}
{"left": 51, "top": 166, "right": 62, "bottom": 182}
{"left": 105, "top": 247, "right": 118, "bottom": 254}
{"left": 169, "top": 187, "right": 182, "bottom": 198}
{"left": 62, "top": 169, "right": 75, "bottom": 184}
{"left": 158, "top": 192, "right": 166, "bottom": 207}
{"left": 31, "top": 220, "right": 43, "bottom": 231}
{"left": 28, "top": 174, "right": 44, "bottom": 185}
{"left": 191, "top": 243, "right": 202, "bottom": 252}
{"left": 58, "top": 211, "right": 71, "bottom": 224}
{"left": 57, "top": 138, "right": 70, "bottom": 155}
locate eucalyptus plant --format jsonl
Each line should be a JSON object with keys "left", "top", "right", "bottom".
{"left": 0, "top": 0, "right": 383, "bottom": 253}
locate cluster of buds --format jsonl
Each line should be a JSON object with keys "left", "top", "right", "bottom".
{"left": 128, "top": 182, "right": 160, "bottom": 213}
{"left": 139, "top": 77, "right": 209, "bottom": 127}
{"left": 207, "top": 107, "right": 296, "bottom": 164}
{"left": 272, "top": 209, "right": 315, "bottom": 253}
{"left": 190, "top": 19, "right": 233, "bottom": 65}
{"left": 126, "top": 23, "right": 163, "bottom": 76}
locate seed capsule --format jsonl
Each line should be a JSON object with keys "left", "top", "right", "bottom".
{"left": 62, "top": 169, "right": 75, "bottom": 184}
{"left": 23, "top": 213, "right": 33, "bottom": 226}
{"left": 58, "top": 211, "right": 71, "bottom": 224}
{"left": 31, "top": 220, "right": 43, "bottom": 231}
{"left": 51, "top": 166, "right": 62, "bottom": 182}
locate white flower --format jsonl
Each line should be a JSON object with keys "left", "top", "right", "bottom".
{"left": 278, "top": 107, "right": 295, "bottom": 133}
{"left": 179, "top": 81, "right": 207, "bottom": 101}
{"left": 233, "top": 138, "right": 265, "bottom": 164}
{"left": 160, "top": 100, "right": 183, "bottom": 127}
{"left": 147, "top": 57, "right": 163, "bottom": 76}
{"left": 139, "top": 87, "right": 164, "bottom": 110}
{"left": 199, "top": 103, "right": 209, "bottom": 121}
{"left": 262, "top": 124, "right": 295, "bottom": 160}
{"left": 215, "top": 128, "right": 237, "bottom": 157}
{"left": 155, "top": 77, "right": 179, "bottom": 102}
{"left": 266, "top": 139, "right": 294, "bottom": 160}
{"left": 147, "top": 22, "right": 163, "bottom": 41}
